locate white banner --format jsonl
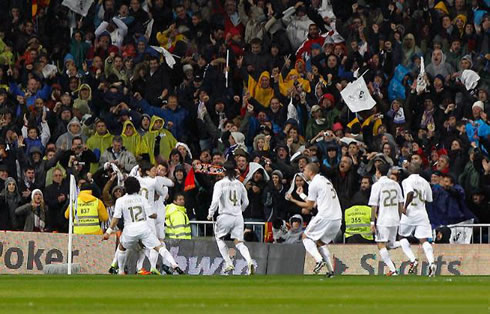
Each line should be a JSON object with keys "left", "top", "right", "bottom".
{"left": 340, "top": 76, "right": 376, "bottom": 112}
{"left": 62, "top": 0, "right": 94, "bottom": 17}
{"left": 450, "top": 219, "right": 474, "bottom": 244}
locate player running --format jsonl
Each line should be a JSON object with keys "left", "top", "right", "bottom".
{"left": 399, "top": 163, "right": 436, "bottom": 277}
{"left": 103, "top": 177, "right": 183, "bottom": 275}
{"left": 207, "top": 161, "right": 254, "bottom": 275}
{"left": 290, "top": 163, "right": 342, "bottom": 278}
{"left": 369, "top": 164, "right": 404, "bottom": 276}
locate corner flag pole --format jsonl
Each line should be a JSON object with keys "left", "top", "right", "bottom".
{"left": 67, "top": 175, "right": 75, "bottom": 275}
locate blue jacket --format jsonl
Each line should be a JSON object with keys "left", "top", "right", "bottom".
{"left": 428, "top": 185, "right": 476, "bottom": 228}
{"left": 9, "top": 83, "right": 51, "bottom": 109}
{"left": 135, "top": 98, "right": 189, "bottom": 141}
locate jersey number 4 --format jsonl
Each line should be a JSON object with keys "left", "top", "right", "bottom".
{"left": 128, "top": 206, "right": 144, "bottom": 222}
{"left": 229, "top": 190, "right": 238, "bottom": 206}
{"left": 382, "top": 189, "right": 398, "bottom": 207}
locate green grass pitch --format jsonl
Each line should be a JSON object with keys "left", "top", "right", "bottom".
{"left": 0, "top": 275, "right": 488, "bottom": 314}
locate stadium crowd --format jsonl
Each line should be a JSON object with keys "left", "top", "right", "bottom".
{"left": 0, "top": 0, "right": 488, "bottom": 242}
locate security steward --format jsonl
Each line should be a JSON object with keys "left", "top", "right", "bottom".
{"left": 344, "top": 204, "right": 374, "bottom": 243}
{"left": 65, "top": 183, "right": 108, "bottom": 234}
{"left": 165, "top": 193, "right": 191, "bottom": 239}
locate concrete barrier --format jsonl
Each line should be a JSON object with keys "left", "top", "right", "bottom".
{"left": 303, "top": 244, "right": 490, "bottom": 275}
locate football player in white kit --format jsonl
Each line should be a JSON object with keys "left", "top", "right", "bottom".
{"left": 134, "top": 161, "right": 174, "bottom": 275}
{"left": 369, "top": 163, "right": 404, "bottom": 276}
{"left": 103, "top": 177, "right": 183, "bottom": 275}
{"left": 399, "top": 163, "right": 436, "bottom": 277}
{"left": 293, "top": 163, "right": 342, "bottom": 278}
{"left": 207, "top": 161, "right": 254, "bottom": 275}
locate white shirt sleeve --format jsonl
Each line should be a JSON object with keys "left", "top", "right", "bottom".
{"left": 368, "top": 183, "right": 380, "bottom": 207}
{"left": 95, "top": 21, "right": 109, "bottom": 37}
{"left": 307, "top": 181, "right": 318, "bottom": 202}
{"left": 154, "top": 178, "right": 166, "bottom": 197}
{"left": 113, "top": 199, "right": 122, "bottom": 219}
{"left": 208, "top": 181, "right": 222, "bottom": 216}
{"left": 425, "top": 183, "right": 433, "bottom": 203}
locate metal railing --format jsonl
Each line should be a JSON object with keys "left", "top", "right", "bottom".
{"left": 446, "top": 224, "right": 490, "bottom": 244}
{"left": 189, "top": 221, "right": 266, "bottom": 242}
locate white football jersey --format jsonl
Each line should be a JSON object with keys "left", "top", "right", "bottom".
{"left": 369, "top": 176, "right": 404, "bottom": 227}
{"left": 208, "top": 177, "right": 249, "bottom": 216}
{"left": 113, "top": 194, "right": 154, "bottom": 228}
{"left": 401, "top": 174, "right": 433, "bottom": 225}
{"left": 137, "top": 176, "right": 167, "bottom": 204}
{"left": 307, "top": 174, "right": 342, "bottom": 220}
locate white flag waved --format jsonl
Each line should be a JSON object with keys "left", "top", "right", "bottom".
{"left": 416, "top": 57, "right": 427, "bottom": 94}
{"left": 150, "top": 46, "right": 177, "bottom": 69}
{"left": 62, "top": 0, "right": 94, "bottom": 17}
{"left": 340, "top": 76, "right": 376, "bottom": 113}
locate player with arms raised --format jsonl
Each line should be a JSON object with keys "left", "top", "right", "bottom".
{"left": 103, "top": 177, "right": 183, "bottom": 275}
{"left": 290, "top": 163, "right": 342, "bottom": 278}
{"left": 207, "top": 161, "right": 254, "bottom": 275}
{"left": 369, "top": 163, "right": 404, "bottom": 276}
{"left": 399, "top": 163, "right": 436, "bottom": 277}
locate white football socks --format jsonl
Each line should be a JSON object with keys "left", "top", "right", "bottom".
{"left": 303, "top": 238, "right": 323, "bottom": 263}
{"left": 117, "top": 249, "right": 128, "bottom": 275}
{"left": 149, "top": 249, "right": 159, "bottom": 270}
{"left": 111, "top": 249, "right": 120, "bottom": 267}
{"left": 379, "top": 248, "right": 396, "bottom": 272}
{"left": 400, "top": 238, "right": 416, "bottom": 263}
{"left": 235, "top": 242, "right": 252, "bottom": 264}
{"left": 158, "top": 246, "right": 178, "bottom": 268}
{"left": 422, "top": 242, "right": 435, "bottom": 264}
{"left": 318, "top": 245, "right": 334, "bottom": 272}
{"left": 217, "top": 239, "right": 232, "bottom": 266}
{"left": 136, "top": 249, "right": 147, "bottom": 271}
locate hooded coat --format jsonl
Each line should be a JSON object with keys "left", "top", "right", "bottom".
{"left": 86, "top": 130, "right": 114, "bottom": 173}
{"left": 121, "top": 120, "right": 148, "bottom": 158}
{"left": 0, "top": 177, "right": 22, "bottom": 230}
{"left": 55, "top": 117, "right": 86, "bottom": 150}
{"left": 15, "top": 189, "right": 47, "bottom": 232}
{"left": 248, "top": 71, "right": 274, "bottom": 108}
{"left": 279, "top": 69, "right": 311, "bottom": 96}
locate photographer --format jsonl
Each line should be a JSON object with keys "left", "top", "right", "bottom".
{"left": 58, "top": 136, "right": 98, "bottom": 179}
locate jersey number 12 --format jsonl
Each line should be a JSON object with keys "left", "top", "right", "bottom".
{"left": 128, "top": 206, "right": 144, "bottom": 222}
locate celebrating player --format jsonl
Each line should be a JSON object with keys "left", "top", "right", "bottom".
{"left": 135, "top": 161, "right": 173, "bottom": 275}
{"left": 399, "top": 163, "right": 436, "bottom": 277}
{"left": 369, "top": 164, "right": 404, "bottom": 276}
{"left": 207, "top": 161, "right": 255, "bottom": 275}
{"left": 103, "top": 177, "right": 183, "bottom": 275}
{"left": 291, "top": 163, "right": 342, "bottom": 278}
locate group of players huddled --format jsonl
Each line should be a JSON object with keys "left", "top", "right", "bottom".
{"left": 103, "top": 159, "right": 435, "bottom": 277}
